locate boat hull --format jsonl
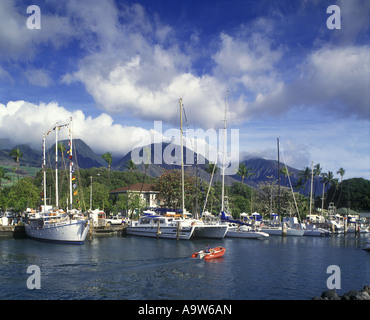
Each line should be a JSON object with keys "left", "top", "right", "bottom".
{"left": 286, "top": 229, "right": 305, "bottom": 236}
{"left": 304, "top": 228, "right": 332, "bottom": 237}
{"left": 363, "top": 239, "right": 370, "bottom": 251}
{"left": 25, "top": 219, "right": 90, "bottom": 244}
{"left": 192, "top": 246, "right": 226, "bottom": 260}
{"left": 126, "top": 225, "right": 195, "bottom": 240}
{"left": 192, "top": 224, "right": 228, "bottom": 239}
{"left": 260, "top": 227, "right": 283, "bottom": 236}
{"left": 261, "top": 227, "right": 304, "bottom": 236}
{"left": 226, "top": 228, "right": 269, "bottom": 239}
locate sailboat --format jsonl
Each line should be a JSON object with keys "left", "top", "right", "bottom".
{"left": 177, "top": 98, "right": 228, "bottom": 239}
{"left": 126, "top": 99, "right": 200, "bottom": 240}
{"left": 206, "top": 92, "right": 267, "bottom": 240}
{"left": 24, "top": 118, "right": 91, "bottom": 244}
{"left": 260, "top": 139, "right": 305, "bottom": 236}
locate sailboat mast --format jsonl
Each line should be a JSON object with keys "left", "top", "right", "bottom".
{"left": 43, "top": 135, "right": 47, "bottom": 213}
{"left": 309, "top": 161, "right": 314, "bottom": 219}
{"left": 69, "top": 117, "right": 73, "bottom": 211}
{"left": 179, "top": 98, "right": 185, "bottom": 218}
{"left": 221, "top": 91, "right": 228, "bottom": 213}
{"left": 55, "top": 123, "right": 59, "bottom": 208}
{"left": 277, "top": 137, "right": 280, "bottom": 216}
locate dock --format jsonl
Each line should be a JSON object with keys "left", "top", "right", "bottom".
{"left": 91, "top": 224, "right": 127, "bottom": 236}
{"left": 0, "top": 225, "right": 27, "bottom": 238}
{"left": 0, "top": 224, "right": 127, "bottom": 239}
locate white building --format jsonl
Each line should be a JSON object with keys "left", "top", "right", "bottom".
{"left": 110, "top": 182, "right": 159, "bottom": 209}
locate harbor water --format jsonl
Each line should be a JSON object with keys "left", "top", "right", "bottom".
{"left": 0, "top": 234, "right": 369, "bottom": 300}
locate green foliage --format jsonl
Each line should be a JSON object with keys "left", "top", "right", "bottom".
{"left": 112, "top": 193, "right": 146, "bottom": 219}
{"left": 0, "top": 167, "right": 11, "bottom": 188}
{"left": 1, "top": 164, "right": 369, "bottom": 215}
{"left": 254, "top": 179, "right": 308, "bottom": 218}
{"left": 81, "top": 182, "right": 110, "bottom": 211}
{"left": 327, "top": 178, "right": 370, "bottom": 211}
{"left": 4, "top": 178, "right": 39, "bottom": 211}
{"left": 236, "top": 163, "right": 254, "bottom": 183}
{"left": 155, "top": 169, "right": 198, "bottom": 210}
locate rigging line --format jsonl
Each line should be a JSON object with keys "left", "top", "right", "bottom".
{"left": 72, "top": 141, "right": 87, "bottom": 212}
{"left": 182, "top": 105, "right": 208, "bottom": 213}
{"left": 59, "top": 145, "right": 70, "bottom": 209}
{"left": 45, "top": 138, "right": 56, "bottom": 206}
{"left": 280, "top": 146, "right": 301, "bottom": 222}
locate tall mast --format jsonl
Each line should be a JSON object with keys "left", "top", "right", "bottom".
{"left": 277, "top": 137, "right": 280, "bottom": 216}
{"left": 221, "top": 91, "right": 228, "bottom": 213}
{"left": 43, "top": 135, "right": 47, "bottom": 213}
{"left": 55, "top": 122, "right": 59, "bottom": 208}
{"left": 69, "top": 117, "right": 73, "bottom": 211}
{"left": 309, "top": 161, "right": 314, "bottom": 219}
{"left": 179, "top": 98, "right": 185, "bottom": 218}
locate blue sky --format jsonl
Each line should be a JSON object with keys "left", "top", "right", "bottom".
{"left": 0, "top": 0, "right": 369, "bottom": 179}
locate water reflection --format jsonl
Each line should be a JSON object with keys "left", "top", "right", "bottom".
{"left": 0, "top": 234, "right": 369, "bottom": 300}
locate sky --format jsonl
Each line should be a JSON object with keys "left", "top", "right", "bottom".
{"left": 0, "top": 0, "right": 369, "bottom": 179}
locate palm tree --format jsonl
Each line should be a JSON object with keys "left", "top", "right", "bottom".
{"left": 237, "top": 163, "right": 254, "bottom": 183}
{"left": 9, "top": 147, "right": 23, "bottom": 181}
{"left": 0, "top": 167, "right": 11, "bottom": 189}
{"left": 313, "top": 163, "right": 322, "bottom": 199}
{"left": 336, "top": 168, "right": 345, "bottom": 207}
{"left": 58, "top": 142, "right": 67, "bottom": 169}
{"left": 205, "top": 162, "right": 218, "bottom": 175}
{"left": 298, "top": 166, "right": 311, "bottom": 196}
{"left": 205, "top": 162, "right": 218, "bottom": 186}
{"left": 101, "top": 151, "right": 112, "bottom": 173}
{"left": 126, "top": 159, "right": 137, "bottom": 172}
{"left": 280, "top": 167, "right": 292, "bottom": 185}
{"left": 322, "top": 171, "right": 339, "bottom": 202}
{"left": 293, "top": 177, "right": 304, "bottom": 192}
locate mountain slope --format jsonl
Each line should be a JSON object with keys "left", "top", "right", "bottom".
{"left": 0, "top": 139, "right": 325, "bottom": 195}
{"left": 47, "top": 139, "right": 107, "bottom": 169}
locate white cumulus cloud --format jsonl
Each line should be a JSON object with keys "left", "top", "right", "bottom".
{"left": 0, "top": 100, "right": 162, "bottom": 157}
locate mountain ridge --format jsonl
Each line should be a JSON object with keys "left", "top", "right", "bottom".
{"left": 0, "top": 139, "right": 320, "bottom": 194}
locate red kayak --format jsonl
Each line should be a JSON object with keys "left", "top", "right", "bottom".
{"left": 192, "top": 246, "right": 225, "bottom": 260}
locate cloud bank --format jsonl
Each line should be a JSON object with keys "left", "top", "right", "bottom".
{"left": 0, "top": 100, "right": 158, "bottom": 157}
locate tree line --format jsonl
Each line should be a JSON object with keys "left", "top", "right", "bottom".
{"left": 1, "top": 159, "right": 369, "bottom": 216}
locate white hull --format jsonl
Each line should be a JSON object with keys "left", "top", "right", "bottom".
{"left": 126, "top": 215, "right": 195, "bottom": 240}
{"left": 287, "top": 229, "right": 305, "bottom": 236}
{"left": 261, "top": 227, "right": 305, "bottom": 236}
{"left": 226, "top": 227, "right": 269, "bottom": 239}
{"left": 193, "top": 224, "right": 229, "bottom": 239}
{"left": 261, "top": 227, "right": 283, "bottom": 235}
{"left": 126, "top": 225, "right": 194, "bottom": 240}
{"left": 25, "top": 219, "right": 90, "bottom": 244}
{"left": 304, "top": 228, "right": 332, "bottom": 237}
{"left": 346, "top": 227, "right": 369, "bottom": 234}
{"left": 364, "top": 240, "right": 370, "bottom": 251}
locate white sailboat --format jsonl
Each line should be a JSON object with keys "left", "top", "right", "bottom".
{"left": 126, "top": 99, "right": 201, "bottom": 240}
{"left": 126, "top": 214, "right": 195, "bottom": 240}
{"left": 226, "top": 224, "right": 269, "bottom": 239}
{"left": 260, "top": 142, "right": 305, "bottom": 236}
{"left": 25, "top": 118, "right": 90, "bottom": 244}
{"left": 209, "top": 92, "right": 267, "bottom": 240}
{"left": 179, "top": 98, "right": 228, "bottom": 239}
